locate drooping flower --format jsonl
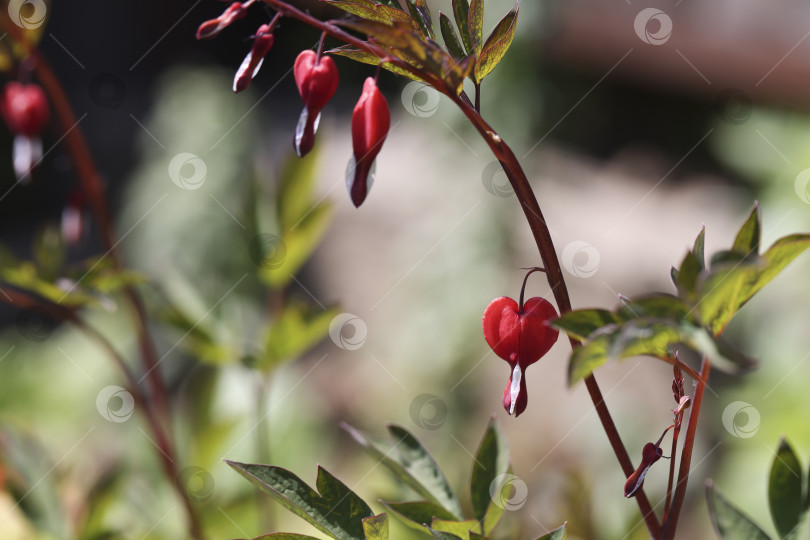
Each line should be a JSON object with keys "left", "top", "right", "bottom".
{"left": 347, "top": 77, "right": 389, "bottom": 207}
{"left": 0, "top": 82, "right": 50, "bottom": 183}
{"left": 482, "top": 287, "right": 559, "bottom": 417}
{"left": 233, "top": 23, "right": 274, "bottom": 93}
{"left": 293, "top": 49, "right": 339, "bottom": 157}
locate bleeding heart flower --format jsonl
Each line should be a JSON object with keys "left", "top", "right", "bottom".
{"left": 233, "top": 22, "right": 275, "bottom": 93}
{"left": 348, "top": 76, "right": 389, "bottom": 207}
{"left": 1, "top": 82, "right": 49, "bottom": 183}
{"left": 482, "top": 268, "right": 559, "bottom": 417}
{"left": 293, "top": 49, "right": 339, "bottom": 157}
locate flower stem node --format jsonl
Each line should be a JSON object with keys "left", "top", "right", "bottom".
{"left": 347, "top": 77, "right": 390, "bottom": 207}
{"left": 482, "top": 281, "right": 559, "bottom": 417}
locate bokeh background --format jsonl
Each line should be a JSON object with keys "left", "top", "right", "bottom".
{"left": 1, "top": 1, "right": 810, "bottom": 539}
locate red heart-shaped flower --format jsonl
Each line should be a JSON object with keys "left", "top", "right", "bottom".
{"left": 482, "top": 296, "right": 559, "bottom": 416}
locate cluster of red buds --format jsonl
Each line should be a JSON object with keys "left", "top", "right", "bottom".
{"left": 196, "top": 4, "right": 392, "bottom": 207}
{"left": 482, "top": 268, "right": 560, "bottom": 417}
{"left": 0, "top": 81, "right": 50, "bottom": 183}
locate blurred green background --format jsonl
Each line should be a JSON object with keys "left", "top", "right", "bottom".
{"left": 1, "top": 1, "right": 810, "bottom": 539}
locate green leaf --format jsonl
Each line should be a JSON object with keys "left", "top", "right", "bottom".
{"left": 706, "top": 482, "right": 772, "bottom": 540}
{"left": 473, "top": 2, "right": 518, "bottom": 82}
{"left": 697, "top": 233, "right": 810, "bottom": 335}
{"left": 33, "top": 225, "right": 65, "bottom": 281}
{"left": 732, "top": 203, "right": 761, "bottom": 258}
{"left": 380, "top": 500, "right": 457, "bottom": 532}
{"left": 363, "top": 513, "right": 390, "bottom": 540}
{"left": 769, "top": 438, "right": 804, "bottom": 538}
{"left": 427, "top": 528, "right": 464, "bottom": 540}
{"left": 670, "top": 265, "right": 680, "bottom": 288}
{"left": 470, "top": 418, "right": 509, "bottom": 533}
{"left": 550, "top": 309, "right": 619, "bottom": 341}
{"left": 406, "top": 0, "right": 434, "bottom": 39}
{"left": 325, "top": 1, "right": 422, "bottom": 33}
{"left": 252, "top": 535, "right": 323, "bottom": 540}
{"left": 693, "top": 226, "right": 707, "bottom": 271}
{"left": 341, "top": 423, "right": 463, "bottom": 519}
{"left": 259, "top": 202, "right": 334, "bottom": 288}
{"left": 261, "top": 303, "right": 339, "bottom": 372}
{"left": 784, "top": 511, "right": 810, "bottom": 540}
{"left": 534, "top": 523, "right": 567, "bottom": 540}
{"left": 467, "top": 0, "right": 484, "bottom": 57}
{"left": 616, "top": 294, "right": 693, "bottom": 323}
{"left": 431, "top": 518, "right": 481, "bottom": 539}
{"left": 277, "top": 145, "right": 321, "bottom": 233}
{"left": 469, "top": 534, "right": 489, "bottom": 540}
{"left": 328, "top": 46, "right": 424, "bottom": 82}
{"left": 439, "top": 13, "right": 466, "bottom": 60}
{"left": 225, "top": 461, "right": 374, "bottom": 540}
{"left": 677, "top": 251, "right": 701, "bottom": 298}
{"left": 452, "top": 0, "right": 472, "bottom": 54}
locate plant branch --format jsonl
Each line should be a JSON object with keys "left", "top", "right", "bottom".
{"left": 252, "top": 3, "right": 662, "bottom": 535}
{"left": 0, "top": 21, "right": 204, "bottom": 539}
{"left": 662, "top": 357, "right": 710, "bottom": 540}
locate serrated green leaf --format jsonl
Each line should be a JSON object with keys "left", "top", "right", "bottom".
{"left": 428, "top": 528, "right": 464, "bottom": 540}
{"left": 732, "top": 203, "right": 761, "bottom": 258}
{"left": 328, "top": 46, "right": 424, "bottom": 82}
{"left": 342, "top": 423, "right": 463, "bottom": 519}
{"left": 226, "top": 461, "right": 374, "bottom": 540}
{"left": 406, "top": 0, "right": 433, "bottom": 39}
{"left": 698, "top": 233, "right": 810, "bottom": 335}
{"left": 473, "top": 2, "right": 518, "bottom": 82}
{"left": 261, "top": 303, "right": 339, "bottom": 372}
{"left": 706, "top": 482, "right": 772, "bottom": 540}
{"left": 439, "top": 13, "right": 466, "bottom": 60}
{"left": 431, "top": 518, "right": 481, "bottom": 539}
{"left": 452, "top": 0, "right": 472, "bottom": 54}
{"left": 380, "top": 500, "right": 457, "bottom": 532}
{"left": 260, "top": 202, "right": 333, "bottom": 288}
{"left": 467, "top": 0, "right": 484, "bottom": 56}
{"left": 550, "top": 309, "right": 619, "bottom": 341}
{"left": 534, "top": 523, "right": 567, "bottom": 540}
{"left": 470, "top": 418, "right": 509, "bottom": 532}
{"left": 769, "top": 438, "right": 804, "bottom": 538}
{"left": 693, "top": 226, "right": 706, "bottom": 271}
{"left": 363, "top": 513, "right": 390, "bottom": 540}
{"left": 325, "top": 1, "right": 421, "bottom": 33}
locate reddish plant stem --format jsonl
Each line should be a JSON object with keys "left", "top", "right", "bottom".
{"left": 663, "top": 422, "right": 680, "bottom": 523}
{"left": 662, "top": 357, "right": 710, "bottom": 540}
{"left": 259, "top": 2, "right": 662, "bottom": 536}
{"left": 0, "top": 20, "right": 204, "bottom": 540}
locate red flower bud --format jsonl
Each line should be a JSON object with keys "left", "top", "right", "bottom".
{"left": 348, "top": 77, "right": 390, "bottom": 207}
{"left": 62, "top": 188, "right": 86, "bottom": 245}
{"left": 233, "top": 24, "right": 274, "bottom": 93}
{"left": 196, "top": 2, "right": 247, "bottom": 40}
{"left": 1, "top": 82, "right": 49, "bottom": 137}
{"left": 482, "top": 295, "right": 558, "bottom": 417}
{"left": 624, "top": 426, "right": 672, "bottom": 498}
{"left": 293, "top": 49, "right": 339, "bottom": 157}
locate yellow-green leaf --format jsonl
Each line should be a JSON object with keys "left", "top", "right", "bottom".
{"left": 467, "top": 0, "right": 484, "bottom": 56}
{"left": 473, "top": 2, "right": 518, "bottom": 82}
